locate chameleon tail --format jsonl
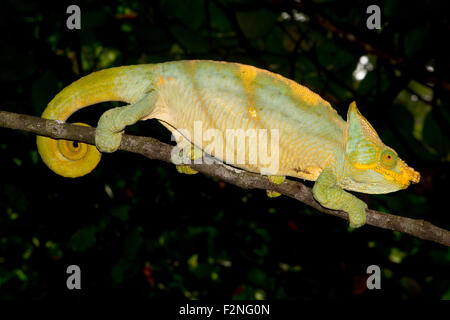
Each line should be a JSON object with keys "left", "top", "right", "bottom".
{"left": 37, "top": 65, "right": 153, "bottom": 177}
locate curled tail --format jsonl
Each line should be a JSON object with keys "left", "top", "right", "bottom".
{"left": 37, "top": 65, "right": 154, "bottom": 177}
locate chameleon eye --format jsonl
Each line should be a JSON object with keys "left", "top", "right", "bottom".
{"left": 380, "top": 149, "right": 397, "bottom": 170}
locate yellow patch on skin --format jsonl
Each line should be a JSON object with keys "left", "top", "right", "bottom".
{"left": 290, "top": 83, "right": 325, "bottom": 106}
{"left": 248, "top": 64, "right": 326, "bottom": 108}
{"left": 292, "top": 166, "right": 323, "bottom": 181}
{"left": 238, "top": 65, "right": 258, "bottom": 90}
{"left": 248, "top": 106, "right": 257, "bottom": 118}
{"left": 157, "top": 76, "right": 165, "bottom": 85}
{"left": 374, "top": 166, "right": 407, "bottom": 186}
{"left": 157, "top": 76, "right": 177, "bottom": 87}
{"left": 375, "top": 159, "right": 420, "bottom": 188}
{"left": 352, "top": 162, "right": 378, "bottom": 170}
{"left": 237, "top": 65, "right": 261, "bottom": 121}
{"left": 352, "top": 158, "right": 420, "bottom": 189}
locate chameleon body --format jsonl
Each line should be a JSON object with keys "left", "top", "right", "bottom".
{"left": 36, "top": 60, "right": 420, "bottom": 228}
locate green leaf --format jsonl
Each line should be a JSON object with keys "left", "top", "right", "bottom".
{"left": 111, "top": 259, "right": 130, "bottom": 284}
{"left": 31, "top": 71, "right": 59, "bottom": 115}
{"left": 163, "top": 0, "right": 205, "bottom": 30}
{"left": 209, "top": 2, "right": 232, "bottom": 31}
{"left": 3, "top": 184, "right": 28, "bottom": 212}
{"left": 389, "top": 248, "right": 407, "bottom": 264}
{"left": 171, "top": 25, "right": 208, "bottom": 53}
{"left": 0, "top": 44, "right": 36, "bottom": 82}
{"left": 236, "top": 9, "right": 276, "bottom": 39}
{"left": 79, "top": 10, "right": 108, "bottom": 45}
{"left": 389, "top": 104, "right": 415, "bottom": 137}
{"left": 135, "top": 26, "right": 172, "bottom": 53}
{"left": 69, "top": 226, "right": 97, "bottom": 252}
{"left": 123, "top": 227, "right": 143, "bottom": 259}
{"left": 188, "top": 253, "right": 199, "bottom": 270}
{"left": 192, "top": 263, "right": 213, "bottom": 279}
{"left": 404, "top": 24, "right": 430, "bottom": 58}
{"left": 111, "top": 205, "right": 130, "bottom": 222}
{"left": 15, "top": 269, "right": 28, "bottom": 282}
{"left": 423, "top": 111, "right": 448, "bottom": 157}
{"left": 441, "top": 289, "right": 450, "bottom": 300}
{"left": 317, "top": 40, "right": 353, "bottom": 70}
{"left": 247, "top": 268, "right": 267, "bottom": 288}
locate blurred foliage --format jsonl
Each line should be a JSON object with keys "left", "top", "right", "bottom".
{"left": 0, "top": 0, "right": 449, "bottom": 300}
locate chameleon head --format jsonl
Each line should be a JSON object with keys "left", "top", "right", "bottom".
{"left": 341, "top": 102, "right": 420, "bottom": 194}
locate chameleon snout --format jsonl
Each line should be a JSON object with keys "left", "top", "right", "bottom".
{"left": 399, "top": 160, "right": 420, "bottom": 188}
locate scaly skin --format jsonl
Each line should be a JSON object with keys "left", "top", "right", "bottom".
{"left": 37, "top": 60, "right": 420, "bottom": 227}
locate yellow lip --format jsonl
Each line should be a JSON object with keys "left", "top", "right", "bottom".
{"left": 374, "top": 159, "right": 420, "bottom": 189}
{"left": 401, "top": 160, "right": 420, "bottom": 184}
{"left": 397, "top": 160, "right": 420, "bottom": 188}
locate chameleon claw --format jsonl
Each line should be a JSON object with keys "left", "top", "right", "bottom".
{"left": 266, "top": 190, "right": 281, "bottom": 198}
{"left": 347, "top": 203, "right": 367, "bottom": 229}
{"left": 176, "top": 165, "right": 198, "bottom": 175}
{"left": 348, "top": 214, "right": 366, "bottom": 229}
{"left": 266, "top": 175, "right": 284, "bottom": 198}
{"left": 268, "top": 175, "right": 285, "bottom": 185}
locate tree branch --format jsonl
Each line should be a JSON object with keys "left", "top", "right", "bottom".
{"left": 1, "top": 110, "right": 449, "bottom": 246}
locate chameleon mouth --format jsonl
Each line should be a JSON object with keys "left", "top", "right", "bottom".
{"left": 373, "top": 159, "right": 420, "bottom": 190}
{"left": 409, "top": 169, "right": 420, "bottom": 183}
{"left": 398, "top": 159, "right": 420, "bottom": 188}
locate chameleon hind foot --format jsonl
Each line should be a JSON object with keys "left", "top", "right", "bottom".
{"left": 95, "top": 107, "right": 124, "bottom": 153}
{"left": 176, "top": 165, "right": 198, "bottom": 175}
{"left": 266, "top": 175, "right": 286, "bottom": 198}
{"left": 174, "top": 143, "right": 203, "bottom": 175}
{"left": 266, "top": 190, "right": 281, "bottom": 198}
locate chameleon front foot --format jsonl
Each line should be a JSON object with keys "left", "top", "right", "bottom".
{"left": 347, "top": 202, "right": 367, "bottom": 229}
{"left": 312, "top": 168, "right": 367, "bottom": 229}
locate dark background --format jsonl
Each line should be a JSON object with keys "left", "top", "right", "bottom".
{"left": 0, "top": 0, "right": 449, "bottom": 300}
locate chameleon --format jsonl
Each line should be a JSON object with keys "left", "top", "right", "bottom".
{"left": 36, "top": 60, "right": 420, "bottom": 228}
